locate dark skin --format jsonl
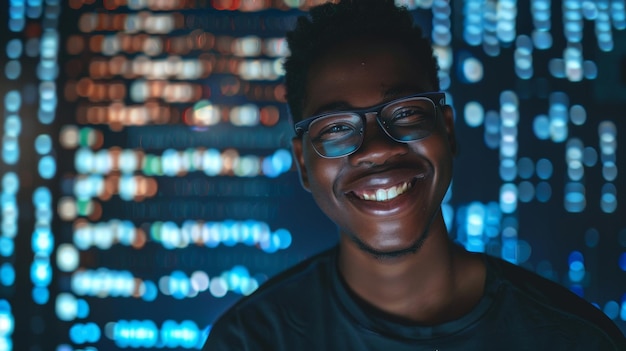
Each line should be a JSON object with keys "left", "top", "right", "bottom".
{"left": 291, "top": 38, "right": 486, "bottom": 324}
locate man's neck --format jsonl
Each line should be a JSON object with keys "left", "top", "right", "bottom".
{"left": 337, "top": 222, "right": 486, "bottom": 325}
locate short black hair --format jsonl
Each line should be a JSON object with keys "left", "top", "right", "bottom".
{"left": 283, "top": 0, "right": 440, "bottom": 123}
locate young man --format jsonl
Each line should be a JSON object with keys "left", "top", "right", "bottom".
{"left": 203, "top": 1, "right": 626, "bottom": 349}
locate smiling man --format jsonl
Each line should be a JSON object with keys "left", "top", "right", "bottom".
{"left": 203, "top": 1, "right": 626, "bottom": 350}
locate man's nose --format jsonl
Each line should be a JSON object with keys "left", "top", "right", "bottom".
{"left": 348, "top": 114, "right": 407, "bottom": 166}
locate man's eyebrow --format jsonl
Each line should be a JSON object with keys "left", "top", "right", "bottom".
{"left": 311, "top": 101, "right": 352, "bottom": 115}
{"left": 382, "top": 85, "right": 423, "bottom": 99}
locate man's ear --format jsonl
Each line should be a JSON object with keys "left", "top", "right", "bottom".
{"left": 291, "top": 137, "right": 311, "bottom": 192}
{"left": 441, "top": 105, "right": 457, "bottom": 156}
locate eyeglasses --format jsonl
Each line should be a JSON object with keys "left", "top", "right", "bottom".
{"left": 294, "top": 91, "right": 445, "bottom": 158}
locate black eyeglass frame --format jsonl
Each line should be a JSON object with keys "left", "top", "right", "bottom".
{"left": 293, "top": 91, "right": 446, "bottom": 158}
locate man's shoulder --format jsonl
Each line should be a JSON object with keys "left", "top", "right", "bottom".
{"left": 485, "top": 254, "right": 625, "bottom": 345}
{"left": 486, "top": 254, "right": 600, "bottom": 313}
{"left": 214, "top": 246, "right": 336, "bottom": 319}
{"left": 240, "top": 246, "right": 335, "bottom": 305}
{"left": 203, "top": 247, "right": 337, "bottom": 350}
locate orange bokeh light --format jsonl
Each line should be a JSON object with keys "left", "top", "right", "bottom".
{"left": 88, "top": 201, "right": 103, "bottom": 221}
{"left": 212, "top": 0, "right": 242, "bottom": 11}
{"left": 260, "top": 106, "right": 280, "bottom": 126}
{"left": 132, "top": 229, "right": 147, "bottom": 249}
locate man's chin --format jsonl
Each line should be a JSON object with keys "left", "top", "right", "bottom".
{"left": 347, "top": 232, "right": 430, "bottom": 261}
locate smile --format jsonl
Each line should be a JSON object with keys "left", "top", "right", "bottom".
{"left": 353, "top": 180, "right": 413, "bottom": 202}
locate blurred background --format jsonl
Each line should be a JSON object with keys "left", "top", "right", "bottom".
{"left": 0, "top": 0, "right": 625, "bottom": 349}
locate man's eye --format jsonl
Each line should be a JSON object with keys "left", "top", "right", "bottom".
{"left": 315, "top": 124, "right": 355, "bottom": 140}
{"left": 391, "top": 108, "right": 429, "bottom": 126}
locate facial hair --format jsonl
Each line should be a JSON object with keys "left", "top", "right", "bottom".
{"left": 343, "top": 207, "right": 439, "bottom": 260}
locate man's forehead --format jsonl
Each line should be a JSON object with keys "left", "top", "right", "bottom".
{"left": 305, "top": 49, "right": 430, "bottom": 92}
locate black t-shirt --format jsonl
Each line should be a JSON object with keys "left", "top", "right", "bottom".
{"left": 203, "top": 247, "right": 626, "bottom": 350}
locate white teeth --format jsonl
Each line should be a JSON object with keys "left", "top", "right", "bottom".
{"left": 376, "top": 189, "right": 387, "bottom": 201}
{"left": 387, "top": 187, "right": 397, "bottom": 199}
{"left": 358, "top": 181, "right": 412, "bottom": 202}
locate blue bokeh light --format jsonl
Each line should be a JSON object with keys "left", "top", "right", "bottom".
{"left": 0, "top": 264, "right": 15, "bottom": 286}
{"left": 619, "top": 253, "right": 626, "bottom": 272}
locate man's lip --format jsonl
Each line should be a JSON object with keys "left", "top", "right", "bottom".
{"left": 343, "top": 176, "right": 424, "bottom": 216}
{"left": 342, "top": 168, "right": 428, "bottom": 195}
{"left": 348, "top": 178, "right": 416, "bottom": 201}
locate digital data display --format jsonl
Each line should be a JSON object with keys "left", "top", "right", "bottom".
{"left": 0, "top": 0, "right": 625, "bottom": 350}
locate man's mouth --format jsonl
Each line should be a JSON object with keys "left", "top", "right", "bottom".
{"left": 352, "top": 180, "right": 414, "bottom": 202}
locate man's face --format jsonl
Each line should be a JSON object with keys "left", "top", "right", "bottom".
{"left": 291, "top": 38, "right": 456, "bottom": 257}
